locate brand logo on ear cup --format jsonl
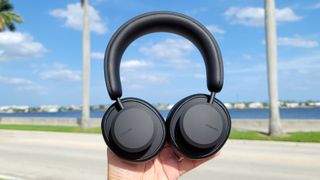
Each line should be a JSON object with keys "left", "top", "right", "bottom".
{"left": 120, "top": 128, "right": 133, "bottom": 137}
{"left": 205, "top": 124, "right": 219, "bottom": 131}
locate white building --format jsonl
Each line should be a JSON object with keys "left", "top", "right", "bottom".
{"left": 223, "top": 103, "right": 233, "bottom": 109}
{"left": 40, "top": 105, "right": 59, "bottom": 113}
{"left": 0, "top": 105, "right": 29, "bottom": 113}
{"left": 248, "top": 102, "right": 264, "bottom": 108}
{"left": 234, "top": 103, "right": 246, "bottom": 109}
{"left": 285, "top": 102, "right": 299, "bottom": 108}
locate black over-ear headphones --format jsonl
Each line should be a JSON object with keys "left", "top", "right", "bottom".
{"left": 102, "top": 11, "right": 231, "bottom": 162}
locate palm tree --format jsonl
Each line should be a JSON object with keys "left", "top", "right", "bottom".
{"left": 264, "top": 0, "right": 283, "bottom": 136}
{"left": 0, "top": 0, "right": 22, "bottom": 32}
{"left": 80, "top": 0, "right": 90, "bottom": 129}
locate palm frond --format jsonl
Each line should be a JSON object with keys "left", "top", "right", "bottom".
{"left": 0, "top": 0, "right": 12, "bottom": 11}
{"left": 0, "top": 17, "right": 4, "bottom": 31}
{"left": 1, "top": 12, "right": 12, "bottom": 24}
{"left": 8, "top": 22, "right": 14, "bottom": 31}
{"left": 5, "top": 12, "right": 22, "bottom": 23}
{"left": 0, "top": 3, "right": 13, "bottom": 12}
{"left": 0, "top": 0, "right": 21, "bottom": 32}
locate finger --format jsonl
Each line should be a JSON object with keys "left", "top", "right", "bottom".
{"left": 159, "top": 145, "right": 178, "bottom": 164}
{"left": 173, "top": 150, "right": 184, "bottom": 162}
{"left": 159, "top": 146, "right": 181, "bottom": 179}
{"left": 179, "top": 151, "right": 220, "bottom": 176}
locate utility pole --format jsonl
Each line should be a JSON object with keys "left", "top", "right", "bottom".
{"left": 81, "top": 0, "right": 90, "bottom": 129}
{"left": 264, "top": 0, "right": 283, "bottom": 136}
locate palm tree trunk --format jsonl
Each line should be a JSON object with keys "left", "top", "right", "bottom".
{"left": 81, "top": 0, "right": 90, "bottom": 129}
{"left": 264, "top": 0, "right": 283, "bottom": 136}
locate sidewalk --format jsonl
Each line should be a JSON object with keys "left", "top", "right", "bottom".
{"left": 0, "top": 130, "right": 319, "bottom": 180}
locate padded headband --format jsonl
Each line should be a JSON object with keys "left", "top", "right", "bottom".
{"left": 104, "top": 11, "right": 224, "bottom": 100}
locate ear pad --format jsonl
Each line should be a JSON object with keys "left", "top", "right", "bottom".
{"left": 166, "top": 94, "right": 231, "bottom": 159}
{"left": 102, "top": 98, "right": 166, "bottom": 162}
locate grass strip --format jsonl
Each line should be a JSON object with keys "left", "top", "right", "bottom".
{"left": 0, "top": 124, "right": 319, "bottom": 142}
{"left": 0, "top": 124, "right": 101, "bottom": 134}
{"left": 230, "top": 130, "right": 320, "bottom": 143}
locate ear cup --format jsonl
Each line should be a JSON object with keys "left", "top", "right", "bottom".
{"left": 166, "top": 94, "right": 231, "bottom": 159}
{"left": 102, "top": 98, "right": 166, "bottom": 162}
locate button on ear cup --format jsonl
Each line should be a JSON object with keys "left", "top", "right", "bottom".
{"left": 166, "top": 94, "right": 231, "bottom": 159}
{"left": 102, "top": 98, "right": 166, "bottom": 162}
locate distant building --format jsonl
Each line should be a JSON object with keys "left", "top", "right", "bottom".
{"left": 234, "top": 103, "right": 246, "bottom": 109}
{"left": 0, "top": 105, "right": 29, "bottom": 113}
{"left": 285, "top": 102, "right": 299, "bottom": 108}
{"left": 223, "top": 103, "right": 233, "bottom": 109}
{"left": 248, "top": 102, "right": 264, "bottom": 109}
{"left": 40, "top": 105, "right": 59, "bottom": 113}
{"left": 0, "top": 106, "right": 12, "bottom": 113}
{"left": 305, "top": 102, "right": 320, "bottom": 107}
{"left": 15, "top": 106, "right": 29, "bottom": 112}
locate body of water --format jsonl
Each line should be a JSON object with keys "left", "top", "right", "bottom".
{"left": 0, "top": 108, "right": 319, "bottom": 120}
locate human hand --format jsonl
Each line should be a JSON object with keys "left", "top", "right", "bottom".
{"left": 107, "top": 144, "right": 220, "bottom": 180}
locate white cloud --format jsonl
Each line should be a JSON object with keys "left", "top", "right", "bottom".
{"left": 224, "top": 7, "right": 302, "bottom": 27}
{"left": 91, "top": 52, "right": 104, "bottom": 60}
{"left": 0, "top": 76, "right": 33, "bottom": 86}
{"left": 279, "top": 55, "right": 320, "bottom": 71}
{"left": 52, "top": 63, "right": 67, "bottom": 69}
{"left": 139, "top": 38, "right": 194, "bottom": 67}
{"left": 119, "top": 59, "right": 165, "bottom": 89}
{"left": 121, "top": 72, "right": 168, "bottom": 90}
{"left": 205, "top": 25, "right": 225, "bottom": 34}
{"left": 194, "top": 73, "right": 205, "bottom": 79}
{"left": 226, "top": 53, "right": 320, "bottom": 75}
{"left": 242, "top": 54, "right": 253, "bottom": 60}
{"left": 40, "top": 69, "right": 81, "bottom": 81}
{"left": 121, "top": 60, "right": 152, "bottom": 70}
{"left": 38, "top": 63, "right": 81, "bottom": 81}
{"left": 137, "top": 74, "right": 167, "bottom": 83}
{"left": 0, "top": 32, "right": 46, "bottom": 61}
{"left": 261, "top": 36, "right": 319, "bottom": 48}
{"left": 49, "top": 2, "right": 107, "bottom": 35}
{"left": 277, "top": 37, "right": 318, "bottom": 48}
{"left": 0, "top": 75, "right": 47, "bottom": 93}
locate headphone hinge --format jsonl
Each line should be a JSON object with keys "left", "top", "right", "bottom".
{"left": 209, "top": 92, "right": 216, "bottom": 104}
{"left": 116, "top": 97, "right": 124, "bottom": 110}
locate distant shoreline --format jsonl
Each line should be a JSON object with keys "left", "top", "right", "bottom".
{"left": 1, "top": 108, "right": 320, "bottom": 119}
{"left": 1, "top": 105, "right": 320, "bottom": 113}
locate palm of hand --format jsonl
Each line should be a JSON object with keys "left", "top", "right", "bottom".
{"left": 108, "top": 145, "right": 219, "bottom": 180}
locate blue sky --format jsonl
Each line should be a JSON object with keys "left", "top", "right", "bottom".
{"left": 0, "top": 0, "right": 319, "bottom": 106}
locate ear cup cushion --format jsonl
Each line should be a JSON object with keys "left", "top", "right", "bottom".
{"left": 166, "top": 94, "right": 231, "bottom": 159}
{"left": 101, "top": 98, "right": 166, "bottom": 162}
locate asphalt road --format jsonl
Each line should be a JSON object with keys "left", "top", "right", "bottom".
{"left": 0, "top": 130, "right": 319, "bottom": 180}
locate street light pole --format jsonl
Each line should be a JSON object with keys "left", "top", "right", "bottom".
{"left": 264, "top": 0, "right": 283, "bottom": 136}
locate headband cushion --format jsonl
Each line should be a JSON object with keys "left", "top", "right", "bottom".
{"left": 104, "top": 11, "right": 224, "bottom": 100}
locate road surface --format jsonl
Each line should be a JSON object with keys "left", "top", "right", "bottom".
{"left": 0, "top": 130, "right": 319, "bottom": 180}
